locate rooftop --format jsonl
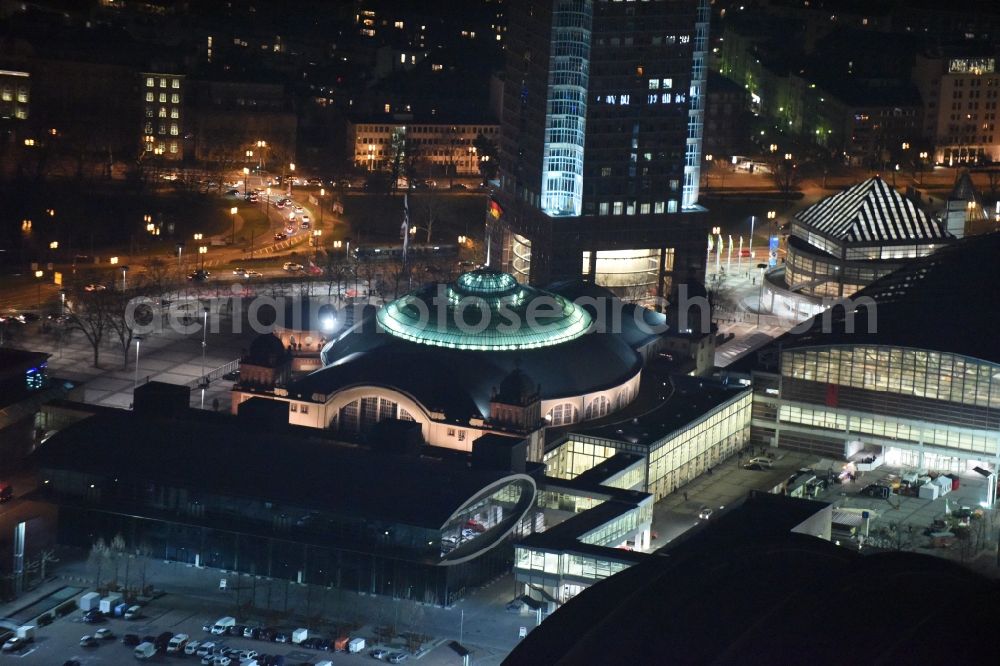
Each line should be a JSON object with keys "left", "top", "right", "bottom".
{"left": 33, "top": 406, "right": 530, "bottom": 530}
{"left": 576, "top": 375, "right": 749, "bottom": 448}
{"left": 794, "top": 176, "right": 949, "bottom": 245}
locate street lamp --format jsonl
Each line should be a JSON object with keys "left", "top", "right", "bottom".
{"left": 110, "top": 256, "right": 119, "bottom": 265}
{"left": 319, "top": 188, "right": 325, "bottom": 226}
{"left": 230, "top": 206, "right": 238, "bottom": 245}
{"left": 133, "top": 334, "right": 144, "bottom": 394}
{"left": 458, "top": 235, "right": 467, "bottom": 245}
{"left": 176, "top": 242, "right": 184, "bottom": 269}
{"left": 243, "top": 167, "right": 250, "bottom": 198}
{"left": 756, "top": 262, "right": 768, "bottom": 327}
{"left": 49, "top": 241, "right": 58, "bottom": 250}
{"left": 121, "top": 265, "right": 129, "bottom": 291}
{"left": 199, "top": 307, "right": 209, "bottom": 409}
{"left": 198, "top": 245, "right": 207, "bottom": 269}
{"left": 748, "top": 215, "right": 756, "bottom": 262}
{"left": 34, "top": 270, "right": 43, "bottom": 308}
{"left": 783, "top": 152, "right": 793, "bottom": 161}
{"left": 288, "top": 163, "right": 295, "bottom": 196}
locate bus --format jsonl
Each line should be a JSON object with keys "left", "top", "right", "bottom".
{"left": 352, "top": 244, "right": 458, "bottom": 262}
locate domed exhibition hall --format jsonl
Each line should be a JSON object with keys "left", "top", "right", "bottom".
{"left": 233, "top": 269, "right": 670, "bottom": 453}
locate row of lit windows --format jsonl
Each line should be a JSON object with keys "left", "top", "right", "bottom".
{"left": 0, "top": 87, "right": 28, "bottom": 103}
{"left": 144, "top": 141, "right": 179, "bottom": 154}
{"left": 144, "top": 123, "right": 179, "bottom": 136}
{"left": 781, "top": 346, "right": 1000, "bottom": 409}
{"left": 647, "top": 394, "right": 752, "bottom": 498}
{"left": 146, "top": 107, "right": 180, "bottom": 119}
{"left": 146, "top": 77, "right": 181, "bottom": 89}
{"left": 515, "top": 547, "right": 632, "bottom": 581}
{"left": 778, "top": 404, "right": 998, "bottom": 455}
{"left": 146, "top": 93, "right": 181, "bottom": 104}
{"left": 597, "top": 200, "right": 678, "bottom": 215}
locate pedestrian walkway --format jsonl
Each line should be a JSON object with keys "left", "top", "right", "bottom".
{"left": 14, "top": 314, "right": 250, "bottom": 413}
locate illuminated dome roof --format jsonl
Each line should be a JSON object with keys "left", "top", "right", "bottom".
{"left": 376, "top": 269, "right": 592, "bottom": 351}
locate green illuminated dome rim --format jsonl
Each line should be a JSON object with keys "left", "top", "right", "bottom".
{"left": 375, "top": 270, "right": 593, "bottom": 351}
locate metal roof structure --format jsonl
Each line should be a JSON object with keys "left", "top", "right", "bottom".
{"left": 794, "top": 176, "right": 948, "bottom": 244}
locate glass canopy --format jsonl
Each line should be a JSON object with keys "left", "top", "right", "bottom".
{"left": 376, "top": 270, "right": 593, "bottom": 351}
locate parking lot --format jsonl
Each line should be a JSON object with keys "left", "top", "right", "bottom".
{"left": 1, "top": 594, "right": 478, "bottom": 666}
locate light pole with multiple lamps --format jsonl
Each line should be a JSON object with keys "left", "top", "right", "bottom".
{"left": 198, "top": 245, "right": 207, "bottom": 270}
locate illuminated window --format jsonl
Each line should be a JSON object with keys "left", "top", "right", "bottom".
{"left": 169, "top": 142, "right": 178, "bottom": 154}
{"left": 159, "top": 78, "right": 166, "bottom": 88}
{"left": 158, "top": 93, "right": 166, "bottom": 103}
{"left": 170, "top": 109, "right": 179, "bottom": 119}
{"left": 599, "top": 202, "right": 609, "bottom": 215}
{"left": 668, "top": 200, "right": 678, "bottom": 213}
{"left": 171, "top": 94, "right": 179, "bottom": 103}
{"left": 146, "top": 77, "right": 154, "bottom": 87}
{"left": 290, "top": 403, "right": 298, "bottom": 412}
{"left": 613, "top": 201, "right": 623, "bottom": 215}
{"left": 158, "top": 107, "right": 167, "bottom": 118}
{"left": 640, "top": 203, "right": 651, "bottom": 214}
{"left": 649, "top": 79, "right": 659, "bottom": 90}
{"left": 170, "top": 123, "right": 178, "bottom": 136}
{"left": 301, "top": 404, "right": 309, "bottom": 414}
{"left": 654, "top": 201, "right": 665, "bottom": 213}
{"left": 146, "top": 92, "right": 154, "bottom": 102}
{"left": 662, "top": 78, "right": 673, "bottom": 89}
{"left": 172, "top": 79, "right": 180, "bottom": 89}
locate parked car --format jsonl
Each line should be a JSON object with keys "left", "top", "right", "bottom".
{"left": 83, "top": 609, "right": 104, "bottom": 623}
{"left": 124, "top": 605, "right": 142, "bottom": 620}
{"left": 283, "top": 262, "right": 303, "bottom": 271}
{"left": 185, "top": 640, "right": 203, "bottom": 655}
{"left": 2, "top": 636, "right": 28, "bottom": 652}
{"left": 388, "top": 653, "right": 409, "bottom": 663}
{"left": 243, "top": 626, "right": 260, "bottom": 639}
{"left": 697, "top": 506, "right": 713, "bottom": 520}
{"left": 83, "top": 283, "right": 107, "bottom": 292}
{"left": 861, "top": 483, "right": 891, "bottom": 499}
{"left": 79, "top": 635, "right": 98, "bottom": 647}
{"left": 122, "top": 633, "right": 141, "bottom": 646}
{"left": 95, "top": 627, "right": 114, "bottom": 640}
{"left": 370, "top": 648, "right": 390, "bottom": 660}
{"left": 274, "top": 632, "right": 290, "bottom": 643}
{"left": 746, "top": 457, "right": 774, "bottom": 468}
{"left": 273, "top": 232, "right": 287, "bottom": 241}
{"left": 196, "top": 641, "right": 216, "bottom": 657}
{"left": 294, "top": 205, "right": 304, "bottom": 213}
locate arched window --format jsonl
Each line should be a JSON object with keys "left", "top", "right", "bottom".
{"left": 584, "top": 396, "right": 610, "bottom": 420}
{"left": 547, "top": 403, "right": 579, "bottom": 426}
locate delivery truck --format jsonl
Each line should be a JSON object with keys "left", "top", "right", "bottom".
{"left": 79, "top": 592, "right": 101, "bottom": 611}
{"left": 348, "top": 637, "right": 366, "bottom": 653}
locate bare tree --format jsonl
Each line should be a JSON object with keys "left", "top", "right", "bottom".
{"left": 443, "top": 126, "right": 462, "bottom": 187}
{"left": 89, "top": 537, "right": 109, "bottom": 588}
{"left": 66, "top": 283, "right": 116, "bottom": 368}
{"left": 473, "top": 133, "right": 498, "bottom": 185}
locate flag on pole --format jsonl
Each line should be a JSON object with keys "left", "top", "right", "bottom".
{"left": 401, "top": 193, "right": 410, "bottom": 266}
{"left": 488, "top": 197, "right": 503, "bottom": 219}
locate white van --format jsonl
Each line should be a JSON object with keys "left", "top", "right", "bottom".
{"left": 167, "top": 633, "right": 189, "bottom": 653}
{"left": 124, "top": 605, "right": 142, "bottom": 620}
{"left": 211, "top": 616, "right": 236, "bottom": 635}
{"left": 134, "top": 641, "right": 156, "bottom": 659}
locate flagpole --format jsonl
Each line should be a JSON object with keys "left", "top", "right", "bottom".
{"left": 402, "top": 193, "right": 411, "bottom": 291}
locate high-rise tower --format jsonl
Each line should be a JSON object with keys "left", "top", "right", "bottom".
{"left": 490, "top": 0, "right": 710, "bottom": 305}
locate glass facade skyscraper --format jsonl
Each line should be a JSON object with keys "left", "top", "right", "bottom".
{"left": 492, "top": 0, "right": 711, "bottom": 302}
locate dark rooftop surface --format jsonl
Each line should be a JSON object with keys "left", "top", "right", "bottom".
{"left": 752, "top": 233, "right": 1000, "bottom": 367}
{"left": 33, "top": 406, "right": 523, "bottom": 529}
{"left": 506, "top": 492, "right": 1000, "bottom": 665}
{"left": 577, "top": 375, "right": 749, "bottom": 448}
